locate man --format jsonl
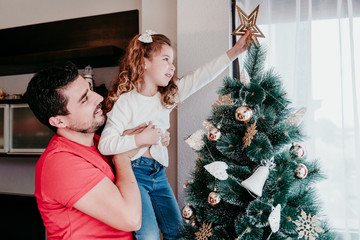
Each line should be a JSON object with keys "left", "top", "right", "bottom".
{"left": 25, "top": 62, "right": 146, "bottom": 239}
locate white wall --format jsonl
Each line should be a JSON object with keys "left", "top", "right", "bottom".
{"left": 0, "top": 0, "right": 141, "bottom": 29}
{"left": 176, "top": 0, "right": 233, "bottom": 207}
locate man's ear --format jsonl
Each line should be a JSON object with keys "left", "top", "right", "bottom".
{"left": 49, "top": 116, "right": 67, "bottom": 128}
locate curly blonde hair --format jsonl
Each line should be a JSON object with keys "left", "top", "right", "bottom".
{"left": 104, "top": 33, "right": 179, "bottom": 113}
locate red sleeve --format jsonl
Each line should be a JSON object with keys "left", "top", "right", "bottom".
{"left": 40, "top": 152, "right": 106, "bottom": 207}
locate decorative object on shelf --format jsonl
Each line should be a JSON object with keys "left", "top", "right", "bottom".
{"left": 83, "top": 65, "right": 94, "bottom": 90}
{"left": 293, "top": 209, "right": 324, "bottom": 239}
{"left": 5, "top": 94, "right": 22, "bottom": 100}
{"left": 0, "top": 88, "right": 8, "bottom": 100}
{"left": 232, "top": 5, "right": 265, "bottom": 45}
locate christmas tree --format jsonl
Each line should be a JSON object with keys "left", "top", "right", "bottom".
{"left": 179, "top": 44, "right": 334, "bottom": 240}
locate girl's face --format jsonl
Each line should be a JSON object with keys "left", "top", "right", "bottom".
{"left": 143, "top": 44, "right": 175, "bottom": 89}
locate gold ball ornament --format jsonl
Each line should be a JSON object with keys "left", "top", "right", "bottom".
{"left": 235, "top": 106, "right": 253, "bottom": 123}
{"left": 208, "top": 127, "right": 221, "bottom": 141}
{"left": 295, "top": 163, "right": 308, "bottom": 179}
{"left": 290, "top": 143, "right": 306, "bottom": 158}
{"left": 182, "top": 204, "right": 195, "bottom": 220}
{"left": 208, "top": 191, "right": 221, "bottom": 206}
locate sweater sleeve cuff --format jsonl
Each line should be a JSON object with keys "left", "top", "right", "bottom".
{"left": 223, "top": 52, "right": 232, "bottom": 65}
{"left": 125, "top": 134, "right": 138, "bottom": 150}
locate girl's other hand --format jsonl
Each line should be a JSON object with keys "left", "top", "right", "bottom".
{"left": 161, "top": 131, "right": 170, "bottom": 147}
{"left": 226, "top": 30, "right": 251, "bottom": 61}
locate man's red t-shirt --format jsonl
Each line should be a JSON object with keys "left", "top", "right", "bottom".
{"left": 35, "top": 134, "right": 133, "bottom": 240}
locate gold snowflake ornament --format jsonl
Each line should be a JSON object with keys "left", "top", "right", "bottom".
{"left": 195, "top": 222, "right": 213, "bottom": 240}
{"left": 293, "top": 209, "right": 325, "bottom": 240}
{"left": 212, "top": 94, "right": 233, "bottom": 108}
{"left": 243, "top": 121, "right": 257, "bottom": 148}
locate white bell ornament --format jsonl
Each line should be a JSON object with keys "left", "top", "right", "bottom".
{"left": 241, "top": 165, "right": 269, "bottom": 197}
{"left": 241, "top": 159, "right": 275, "bottom": 197}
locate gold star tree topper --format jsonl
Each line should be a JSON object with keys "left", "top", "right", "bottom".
{"left": 232, "top": 4, "right": 265, "bottom": 45}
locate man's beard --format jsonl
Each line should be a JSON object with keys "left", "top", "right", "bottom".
{"left": 70, "top": 103, "right": 105, "bottom": 134}
{"left": 77, "top": 117, "right": 105, "bottom": 134}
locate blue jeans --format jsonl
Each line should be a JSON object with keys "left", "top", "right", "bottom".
{"left": 131, "top": 157, "right": 183, "bottom": 240}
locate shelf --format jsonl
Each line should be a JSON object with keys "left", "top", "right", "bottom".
{"left": 0, "top": 10, "right": 138, "bottom": 76}
{"left": 0, "top": 46, "right": 125, "bottom": 76}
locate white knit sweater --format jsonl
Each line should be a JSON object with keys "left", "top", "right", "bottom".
{"left": 98, "top": 53, "right": 231, "bottom": 167}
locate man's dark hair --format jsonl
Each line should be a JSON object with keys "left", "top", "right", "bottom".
{"left": 24, "top": 61, "right": 79, "bottom": 132}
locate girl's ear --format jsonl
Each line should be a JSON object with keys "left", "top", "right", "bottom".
{"left": 49, "top": 116, "right": 67, "bottom": 128}
{"left": 144, "top": 57, "right": 151, "bottom": 70}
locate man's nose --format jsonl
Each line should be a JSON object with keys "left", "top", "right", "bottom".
{"left": 92, "top": 91, "right": 104, "bottom": 104}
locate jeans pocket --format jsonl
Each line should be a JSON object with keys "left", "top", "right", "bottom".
{"left": 133, "top": 157, "right": 156, "bottom": 166}
{"left": 131, "top": 159, "right": 140, "bottom": 167}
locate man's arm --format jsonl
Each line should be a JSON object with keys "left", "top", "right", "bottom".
{"left": 73, "top": 149, "right": 141, "bottom": 231}
{"left": 72, "top": 124, "right": 170, "bottom": 230}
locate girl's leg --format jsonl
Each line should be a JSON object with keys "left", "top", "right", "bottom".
{"left": 133, "top": 184, "right": 160, "bottom": 240}
{"left": 131, "top": 157, "right": 161, "bottom": 240}
{"left": 150, "top": 165, "right": 183, "bottom": 240}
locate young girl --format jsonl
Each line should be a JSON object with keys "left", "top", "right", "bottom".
{"left": 98, "top": 30, "right": 250, "bottom": 240}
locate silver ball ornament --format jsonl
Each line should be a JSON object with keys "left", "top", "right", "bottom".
{"left": 208, "top": 191, "right": 221, "bottom": 206}
{"left": 290, "top": 143, "right": 306, "bottom": 158}
{"left": 235, "top": 106, "right": 253, "bottom": 123}
{"left": 208, "top": 127, "right": 221, "bottom": 141}
{"left": 295, "top": 163, "right": 308, "bottom": 179}
{"left": 182, "top": 205, "right": 195, "bottom": 220}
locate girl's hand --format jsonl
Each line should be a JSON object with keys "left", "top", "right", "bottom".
{"left": 226, "top": 30, "right": 251, "bottom": 61}
{"left": 134, "top": 122, "right": 162, "bottom": 147}
{"left": 161, "top": 131, "right": 170, "bottom": 147}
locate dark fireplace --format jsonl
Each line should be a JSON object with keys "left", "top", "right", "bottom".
{"left": 0, "top": 194, "right": 45, "bottom": 239}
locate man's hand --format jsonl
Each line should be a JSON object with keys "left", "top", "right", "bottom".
{"left": 122, "top": 122, "right": 171, "bottom": 147}
{"left": 121, "top": 123, "right": 147, "bottom": 136}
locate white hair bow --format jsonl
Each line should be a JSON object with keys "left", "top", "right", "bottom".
{"left": 138, "top": 29, "right": 157, "bottom": 43}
